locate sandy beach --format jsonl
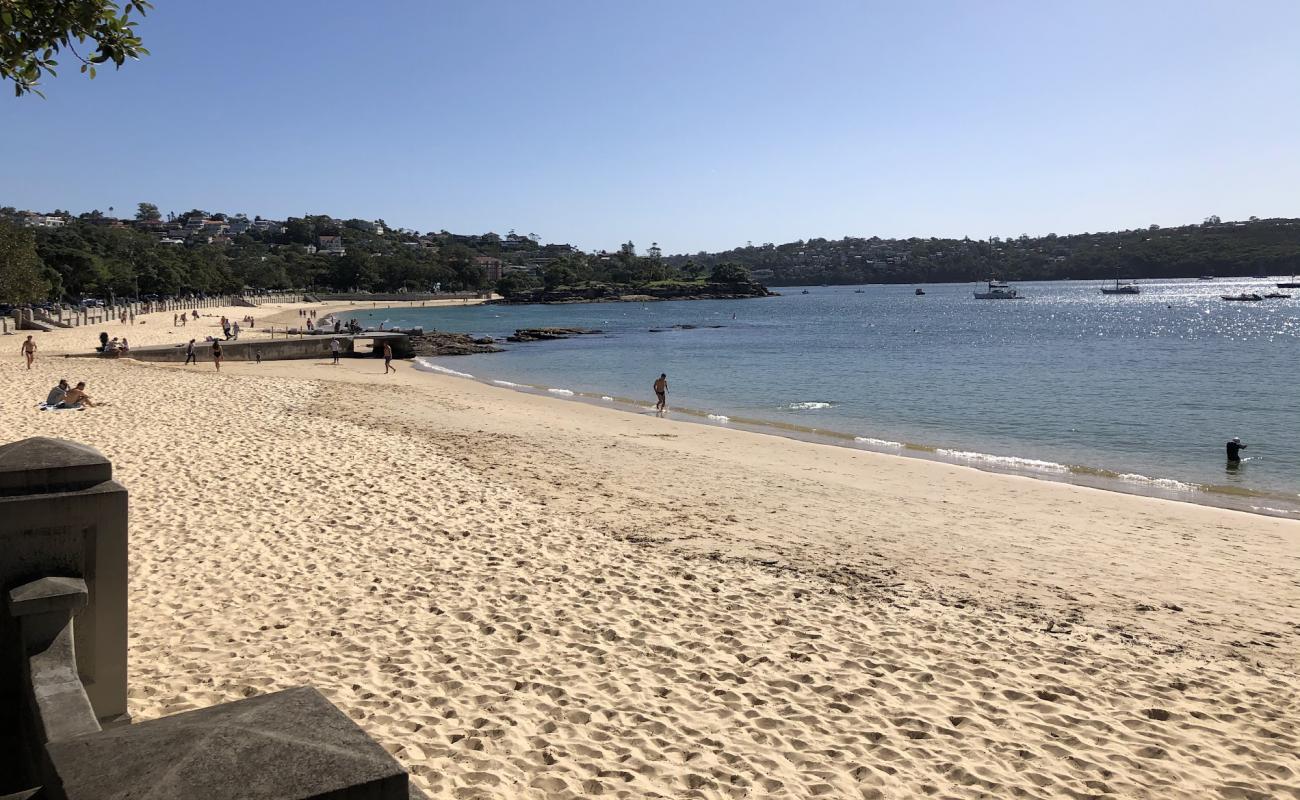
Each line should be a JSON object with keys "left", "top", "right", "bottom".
{"left": 4, "top": 302, "right": 1298, "bottom": 798}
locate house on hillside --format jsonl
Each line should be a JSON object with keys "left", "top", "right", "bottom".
{"left": 251, "top": 218, "right": 284, "bottom": 233}
{"left": 474, "top": 255, "right": 504, "bottom": 282}
{"left": 318, "top": 235, "right": 346, "bottom": 256}
{"left": 20, "top": 214, "right": 66, "bottom": 228}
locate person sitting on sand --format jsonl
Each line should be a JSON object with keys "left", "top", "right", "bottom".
{"left": 59, "top": 382, "right": 97, "bottom": 408}
{"left": 46, "top": 379, "right": 69, "bottom": 406}
{"left": 654, "top": 373, "right": 669, "bottom": 413}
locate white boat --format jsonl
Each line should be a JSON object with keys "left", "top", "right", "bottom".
{"left": 1100, "top": 279, "right": 1140, "bottom": 295}
{"left": 974, "top": 280, "right": 1020, "bottom": 300}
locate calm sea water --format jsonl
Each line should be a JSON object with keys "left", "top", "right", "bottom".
{"left": 353, "top": 278, "right": 1300, "bottom": 518}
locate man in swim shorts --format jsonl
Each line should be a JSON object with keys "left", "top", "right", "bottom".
{"left": 20, "top": 335, "right": 36, "bottom": 369}
{"left": 653, "top": 373, "right": 668, "bottom": 412}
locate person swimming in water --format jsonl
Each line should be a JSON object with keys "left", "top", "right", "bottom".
{"left": 1226, "top": 436, "right": 1246, "bottom": 463}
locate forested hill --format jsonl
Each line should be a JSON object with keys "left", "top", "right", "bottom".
{"left": 666, "top": 218, "right": 1300, "bottom": 286}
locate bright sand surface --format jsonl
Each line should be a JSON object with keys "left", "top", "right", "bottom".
{"left": 5, "top": 302, "right": 1299, "bottom": 798}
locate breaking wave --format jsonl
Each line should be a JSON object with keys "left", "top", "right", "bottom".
{"left": 412, "top": 359, "right": 473, "bottom": 379}
{"left": 935, "top": 448, "right": 1071, "bottom": 474}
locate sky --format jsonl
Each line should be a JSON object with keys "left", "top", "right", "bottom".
{"left": 2, "top": 0, "right": 1299, "bottom": 253}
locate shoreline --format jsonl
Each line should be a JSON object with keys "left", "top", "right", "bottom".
{"left": 409, "top": 356, "right": 1300, "bottom": 522}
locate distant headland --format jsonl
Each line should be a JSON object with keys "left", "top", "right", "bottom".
{"left": 2, "top": 206, "right": 1294, "bottom": 305}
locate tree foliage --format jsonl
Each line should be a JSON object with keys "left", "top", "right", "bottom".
{"left": 1, "top": 0, "right": 151, "bottom": 97}
{"left": 0, "top": 221, "right": 51, "bottom": 302}
{"left": 668, "top": 218, "right": 1300, "bottom": 286}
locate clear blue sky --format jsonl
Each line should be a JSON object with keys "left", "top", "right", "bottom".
{"left": 2, "top": 1, "right": 1298, "bottom": 252}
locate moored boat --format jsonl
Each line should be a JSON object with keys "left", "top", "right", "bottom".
{"left": 915, "top": 288, "right": 925, "bottom": 296}
{"left": 974, "top": 280, "right": 1020, "bottom": 300}
{"left": 1263, "top": 292, "right": 1292, "bottom": 299}
{"left": 1221, "top": 293, "right": 1264, "bottom": 302}
{"left": 1100, "top": 279, "right": 1140, "bottom": 295}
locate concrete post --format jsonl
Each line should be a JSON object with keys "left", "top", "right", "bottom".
{"left": 0, "top": 438, "right": 128, "bottom": 727}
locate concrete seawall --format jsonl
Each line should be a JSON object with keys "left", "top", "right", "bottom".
{"left": 65, "top": 333, "right": 413, "bottom": 363}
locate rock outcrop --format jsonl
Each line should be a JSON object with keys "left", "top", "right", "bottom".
{"left": 506, "top": 328, "right": 603, "bottom": 343}
{"left": 408, "top": 332, "right": 503, "bottom": 356}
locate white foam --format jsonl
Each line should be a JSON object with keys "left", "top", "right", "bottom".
{"left": 854, "top": 436, "right": 904, "bottom": 449}
{"left": 786, "top": 401, "right": 833, "bottom": 410}
{"left": 412, "top": 358, "right": 473, "bottom": 379}
{"left": 492, "top": 380, "right": 525, "bottom": 388}
{"left": 936, "top": 448, "right": 1070, "bottom": 474}
{"left": 1116, "top": 473, "right": 1197, "bottom": 492}
{"left": 601, "top": 396, "right": 615, "bottom": 402}
{"left": 707, "top": 414, "right": 730, "bottom": 423}
{"left": 547, "top": 388, "right": 575, "bottom": 396}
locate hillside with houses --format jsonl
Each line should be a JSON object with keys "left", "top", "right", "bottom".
{"left": 4, "top": 206, "right": 1299, "bottom": 304}
{"left": 668, "top": 217, "right": 1300, "bottom": 285}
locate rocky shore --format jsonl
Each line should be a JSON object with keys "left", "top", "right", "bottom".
{"left": 493, "top": 281, "right": 775, "bottom": 305}
{"left": 407, "top": 328, "right": 604, "bottom": 354}
{"left": 407, "top": 332, "right": 503, "bottom": 356}
{"left": 506, "top": 327, "right": 603, "bottom": 343}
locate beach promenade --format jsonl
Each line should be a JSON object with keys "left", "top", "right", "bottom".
{"left": 2, "top": 301, "right": 1297, "bottom": 798}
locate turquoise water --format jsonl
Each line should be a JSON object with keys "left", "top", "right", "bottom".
{"left": 354, "top": 279, "right": 1300, "bottom": 518}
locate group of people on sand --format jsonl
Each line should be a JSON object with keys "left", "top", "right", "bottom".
{"left": 172, "top": 310, "right": 201, "bottom": 327}
{"left": 96, "top": 332, "right": 130, "bottom": 355}
{"left": 182, "top": 338, "right": 229, "bottom": 370}
{"left": 44, "top": 379, "right": 101, "bottom": 409}
{"left": 219, "top": 316, "right": 241, "bottom": 340}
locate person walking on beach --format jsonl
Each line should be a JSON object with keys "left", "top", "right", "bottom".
{"left": 330, "top": 338, "right": 341, "bottom": 365}
{"left": 212, "top": 340, "right": 223, "bottom": 371}
{"left": 383, "top": 341, "right": 395, "bottom": 373}
{"left": 653, "top": 373, "right": 668, "bottom": 413}
{"left": 1226, "top": 436, "right": 1246, "bottom": 463}
{"left": 20, "top": 335, "right": 37, "bottom": 369}
{"left": 184, "top": 339, "right": 197, "bottom": 365}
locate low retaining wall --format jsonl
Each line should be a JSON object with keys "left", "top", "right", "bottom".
{"left": 77, "top": 333, "right": 413, "bottom": 363}
{"left": 12, "top": 293, "right": 304, "bottom": 331}
{"left": 308, "top": 292, "right": 489, "bottom": 302}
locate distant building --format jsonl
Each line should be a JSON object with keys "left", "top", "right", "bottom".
{"left": 318, "top": 235, "right": 346, "bottom": 255}
{"left": 351, "top": 220, "right": 386, "bottom": 236}
{"left": 474, "top": 255, "right": 504, "bottom": 281}
{"left": 226, "top": 219, "right": 253, "bottom": 235}
{"left": 251, "top": 218, "right": 284, "bottom": 233}
{"left": 21, "top": 214, "right": 66, "bottom": 228}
